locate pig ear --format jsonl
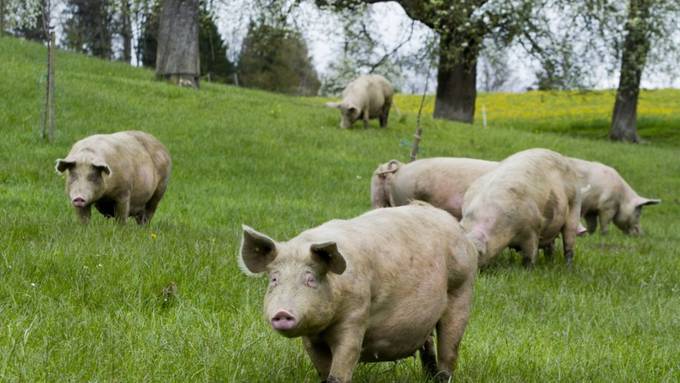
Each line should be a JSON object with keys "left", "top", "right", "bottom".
{"left": 239, "top": 225, "right": 277, "bottom": 276}
{"left": 325, "top": 102, "right": 341, "bottom": 109}
{"left": 310, "top": 241, "right": 346, "bottom": 275}
{"left": 634, "top": 197, "right": 661, "bottom": 208}
{"left": 92, "top": 162, "right": 112, "bottom": 176}
{"left": 55, "top": 158, "right": 75, "bottom": 174}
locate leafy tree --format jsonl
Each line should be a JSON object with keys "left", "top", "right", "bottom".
{"left": 1, "top": 0, "right": 52, "bottom": 40}
{"left": 526, "top": 0, "right": 680, "bottom": 142}
{"left": 316, "top": 0, "right": 533, "bottom": 124}
{"left": 237, "top": 22, "right": 320, "bottom": 95}
{"left": 62, "top": 0, "right": 115, "bottom": 59}
{"left": 199, "top": 5, "right": 235, "bottom": 82}
{"left": 608, "top": 0, "right": 677, "bottom": 142}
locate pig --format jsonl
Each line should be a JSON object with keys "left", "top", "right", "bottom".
{"left": 370, "top": 157, "right": 498, "bottom": 218}
{"left": 239, "top": 202, "right": 477, "bottom": 383}
{"left": 325, "top": 74, "right": 394, "bottom": 129}
{"left": 55, "top": 130, "right": 171, "bottom": 225}
{"left": 461, "top": 148, "right": 582, "bottom": 267}
{"left": 569, "top": 157, "right": 660, "bottom": 235}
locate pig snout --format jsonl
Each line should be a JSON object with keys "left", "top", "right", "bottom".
{"left": 72, "top": 196, "right": 87, "bottom": 207}
{"left": 270, "top": 310, "right": 297, "bottom": 331}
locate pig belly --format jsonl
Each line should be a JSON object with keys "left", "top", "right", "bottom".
{"left": 130, "top": 165, "right": 158, "bottom": 208}
{"left": 359, "top": 292, "right": 447, "bottom": 362}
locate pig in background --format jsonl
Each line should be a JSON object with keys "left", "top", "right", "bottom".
{"left": 370, "top": 157, "right": 498, "bottom": 218}
{"left": 239, "top": 202, "right": 477, "bottom": 383}
{"left": 55, "top": 130, "right": 171, "bottom": 224}
{"left": 569, "top": 157, "right": 660, "bottom": 235}
{"left": 461, "top": 148, "right": 582, "bottom": 267}
{"left": 326, "top": 74, "right": 394, "bottom": 129}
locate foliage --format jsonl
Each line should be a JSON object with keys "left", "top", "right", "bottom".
{"left": 199, "top": 5, "right": 235, "bottom": 83}
{"left": 138, "top": 1, "right": 235, "bottom": 84}
{"left": 2, "top": 36, "right": 680, "bottom": 382}
{"left": 237, "top": 21, "right": 320, "bottom": 95}
{"left": 62, "top": 0, "right": 115, "bottom": 59}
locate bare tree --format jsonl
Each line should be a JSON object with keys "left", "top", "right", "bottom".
{"left": 156, "top": 0, "right": 200, "bottom": 87}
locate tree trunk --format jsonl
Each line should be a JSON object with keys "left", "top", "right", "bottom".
{"left": 121, "top": 0, "right": 132, "bottom": 63}
{"left": 433, "top": 34, "right": 479, "bottom": 124}
{"left": 0, "top": 0, "right": 5, "bottom": 36}
{"left": 156, "top": 0, "right": 200, "bottom": 88}
{"left": 610, "top": 0, "right": 651, "bottom": 143}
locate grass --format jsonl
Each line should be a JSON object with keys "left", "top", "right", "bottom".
{"left": 1, "top": 35, "right": 679, "bottom": 382}
{"left": 394, "top": 89, "right": 680, "bottom": 147}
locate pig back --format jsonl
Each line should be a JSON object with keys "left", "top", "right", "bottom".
{"left": 390, "top": 158, "right": 498, "bottom": 218}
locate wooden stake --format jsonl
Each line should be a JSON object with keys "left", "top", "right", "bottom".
{"left": 410, "top": 71, "right": 431, "bottom": 162}
{"left": 42, "top": 32, "right": 56, "bottom": 142}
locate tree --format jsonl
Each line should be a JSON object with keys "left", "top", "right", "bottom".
{"left": 237, "top": 21, "right": 320, "bottom": 95}
{"left": 523, "top": 0, "right": 680, "bottom": 142}
{"left": 63, "top": 0, "right": 115, "bottom": 59}
{"left": 138, "top": 1, "right": 235, "bottom": 83}
{"left": 138, "top": 0, "right": 159, "bottom": 67}
{"left": 120, "top": 0, "right": 132, "bottom": 63}
{"left": 156, "top": 0, "right": 200, "bottom": 87}
{"left": 199, "top": 4, "right": 235, "bottom": 82}
{"left": 316, "top": 0, "right": 532, "bottom": 124}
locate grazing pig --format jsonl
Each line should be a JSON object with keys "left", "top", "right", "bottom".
{"left": 239, "top": 202, "right": 477, "bottom": 383}
{"left": 55, "top": 131, "right": 171, "bottom": 224}
{"left": 569, "top": 158, "right": 660, "bottom": 235}
{"left": 325, "top": 74, "right": 394, "bottom": 129}
{"left": 370, "top": 157, "right": 498, "bottom": 218}
{"left": 461, "top": 148, "right": 582, "bottom": 267}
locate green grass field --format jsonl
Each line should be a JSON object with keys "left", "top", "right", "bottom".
{"left": 394, "top": 89, "right": 680, "bottom": 147}
{"left": 1, "top": 36, "right": 679, "bottom": 382}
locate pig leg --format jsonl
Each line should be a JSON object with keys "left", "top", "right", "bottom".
{"left": 542, "top": 240, "right": 555, "bottom": 259}
{"left": 598, "top": 209, "right": 615, "bottom": 235}
{"left": 379, "top": 102, "right": 391, "bottom": 128}
{"left": 520, "top": 233, "right": 539, "bottom": 267}
{"left": 141, "top": 183, "right": 167, "bottom": 225}
{"left": 562, "top": 207, "right": 581, "bottom": 265}
{"left": 419, "top": 334, "right": 438, "bottom": 378}
{"left": 326, "top": 325, "right": 365, "bottom": 383}
{"left": 75, "top": 205, "right": 91, "bottom": 224}
{"left": 302, "top": 337, "right": 332, "bottom": 381}
{"left": 114, "top": 193, "right": 131, "bottom": 224}
{"left": 585, "top": 213, "right": 598, "bottom": 234}
{"left": 435, "top": 281, "right": 473, "bottom": 382}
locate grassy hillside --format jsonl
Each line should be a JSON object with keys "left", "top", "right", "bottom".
{"left": 395, "top": 89, "right": 680, "bottom": 146}
{"left": 1, "top": 35, "right": 679, "bottom": 382}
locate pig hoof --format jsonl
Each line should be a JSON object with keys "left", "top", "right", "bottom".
{"left": 434, "top": 371, "right": 452, "bottom": 382}
{"left": 325, "top": 376, "right": 342, "bottom": 383}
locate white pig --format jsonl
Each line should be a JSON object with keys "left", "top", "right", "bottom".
{"left": 326, "top": 74, "right": 394, "bottom": 129}
{"left": 461, "top": 148, "right": 582, "bottom": 267}
{"left": 55, "top": 131, "right": 171, "bottom": 224}
{"left": 569, "top": 158, "right": 660, "bottom": 235}
{"left": 370, "top": 157, "right": 498, "bottom": 218}
{"left": 239, "top": 202, "right": 477, "bottom": 382}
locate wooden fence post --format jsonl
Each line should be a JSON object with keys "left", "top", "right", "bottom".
{"left": 42, "top": 31, "right": 56, "bottom": 142}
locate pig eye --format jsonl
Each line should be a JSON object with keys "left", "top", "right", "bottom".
{"left": 269, "top": 274, "right": 279, "bottom": 287}
{"left": 304, "top": 272, "right": 317, "bottom": 288}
